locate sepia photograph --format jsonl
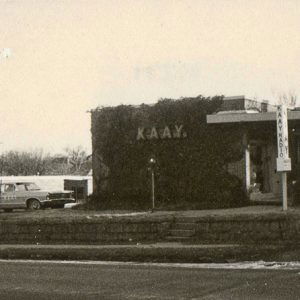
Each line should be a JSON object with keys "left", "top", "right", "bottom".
{"left": 0, "top": 0, "right": 300, "bottom": 299}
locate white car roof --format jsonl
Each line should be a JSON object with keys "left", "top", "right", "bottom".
{"left": 0, "top": 181, "right": 35, "bottom": 184}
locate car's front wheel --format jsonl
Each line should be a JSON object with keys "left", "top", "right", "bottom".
{"left": 27, "top": 199, "right": 41, "bottom": 210}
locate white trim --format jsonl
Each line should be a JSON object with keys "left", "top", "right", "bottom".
{"left": 207, "top": 111, "right": 300, "bottom": 124}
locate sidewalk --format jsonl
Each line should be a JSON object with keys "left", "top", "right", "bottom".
{"left": 0, "top": 242, "right": 298, "bottom": 263}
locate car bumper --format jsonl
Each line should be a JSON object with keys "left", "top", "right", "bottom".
{"left": 41, "top": 198, "right": 76, "bottom": 207}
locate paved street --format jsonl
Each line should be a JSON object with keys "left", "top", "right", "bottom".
{"left": 0, "top": 260, "right": 299, "bottom": 299}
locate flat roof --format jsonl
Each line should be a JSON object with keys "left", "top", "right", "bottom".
{"left": 207, "top": 111, "right": 300, "bottom": 124}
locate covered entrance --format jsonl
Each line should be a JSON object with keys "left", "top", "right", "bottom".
{"left": 207, "top": 96, "right": 300, "bottom": 204}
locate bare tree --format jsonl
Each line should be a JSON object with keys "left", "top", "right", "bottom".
{"left": 1, "top": 149, "right": 50, "bottom": 176}
{"left": 64, "top": 146, "right": 91, "bottom": 174}
{"left": 277, "top": 91, "right": 297, "bottom": 108}
{"left": 0, "top": 147, "right": 91, "bottom": 176}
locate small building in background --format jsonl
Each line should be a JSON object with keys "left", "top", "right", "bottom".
{"left": 64, "top": 178, "right": 89, "bottom": 202}
{"left": 0, "top": 175, "right": 93, "bottom": 202}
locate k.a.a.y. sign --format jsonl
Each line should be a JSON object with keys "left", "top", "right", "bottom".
{"left": 136, "top": 125, "right": 187, "bottom": 141}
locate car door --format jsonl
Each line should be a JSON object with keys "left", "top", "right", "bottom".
{"left": 14, "top": 183, "right": 29, "bottom": 207}
{"left": 0, "top": 183, "right": 17, "bottom": 208}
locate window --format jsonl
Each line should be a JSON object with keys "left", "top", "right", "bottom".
{"left": 24, "top": 183, "right": 40, "bottom": 191}
{"left": 16, "top": 183, "right": 26, "bottom": 191}
{"left": 4, "top": 184, "right": 15, "bottom": 192}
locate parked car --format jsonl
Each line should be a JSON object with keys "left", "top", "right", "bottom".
{"left": 0, "top": 181, "right": 75, "bottom": 212}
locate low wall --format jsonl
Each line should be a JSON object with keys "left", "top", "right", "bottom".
{"left": 0, "top": 218, "right": 172, "bottom": 245}
{"left": 191, "top": 214, "right": 300, "bottom": 243}
{"left": 0, "top": 213, "right": 299, "bottom": 245}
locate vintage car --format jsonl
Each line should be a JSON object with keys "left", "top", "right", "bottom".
{"left": 0, "top": 181, "right": 75, "bottom": 212}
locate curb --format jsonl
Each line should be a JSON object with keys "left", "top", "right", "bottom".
{"left": 0, "top": 243, "right": 298, "bottom": 263}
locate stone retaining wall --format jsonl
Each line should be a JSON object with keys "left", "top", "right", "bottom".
{"left": 0, "top": 218, "right": 172, "bottom": 245}
{"left": 0, "top": 213, "right": 299, "bottom": 245}
{"left": 192, "top": 215, "right": 300, "bottom": 243}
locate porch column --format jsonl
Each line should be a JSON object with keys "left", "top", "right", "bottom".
{"left": 243, "top": 133, "right": 251, "bottom": 191}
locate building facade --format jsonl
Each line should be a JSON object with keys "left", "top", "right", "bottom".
{"left": 91, "top": 95, "right": 300, "bottom": 209}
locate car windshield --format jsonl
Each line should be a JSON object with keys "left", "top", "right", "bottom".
{"left": 16, "top": 182, "right": 41, "bottom": 191}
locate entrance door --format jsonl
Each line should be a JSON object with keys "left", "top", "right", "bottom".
{"left": 255, "top": 143, "right": 281, "bottom": 194}
{"left": 248, "top": 136, "right": 281, "bottom": 202}
{"left": 268, "top": 143, "right": 281, "bottom": 195}
{"left": 250, "top": 143, "right": 266, "bottom": 192}
{"left": 249, "top": 141, "right": 281, "bottom": 195}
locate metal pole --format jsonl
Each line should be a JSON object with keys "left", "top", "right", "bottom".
{"left": 243, "top": 133, "right": 251, "bottom": 191}
{"left": 151, "top": 170, "right": 155, "bottom": 210}
{"left": 282, "top": 172, "right": 288, "bottom": 211}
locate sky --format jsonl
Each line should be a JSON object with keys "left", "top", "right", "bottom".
{"left": 1, "top": 0, "right": 300, "bottom": 154}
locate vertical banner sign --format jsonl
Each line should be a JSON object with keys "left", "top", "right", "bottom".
{"left": 276, "top": 105, "right": 291, "bottom": 211}
{"left": 276, "top": 105, "right": 291, "bottom": 172}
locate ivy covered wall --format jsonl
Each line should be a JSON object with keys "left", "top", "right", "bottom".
{"left": 91, "top": 95, "right": 246, "bottom": 209}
